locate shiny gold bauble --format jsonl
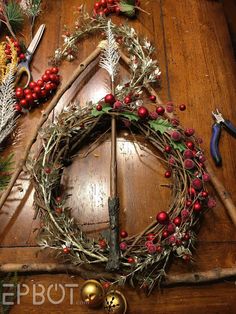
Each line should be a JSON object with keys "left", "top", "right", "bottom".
{"left": 80, "top": 279, "right": 104, "bottom": 308}
{"left": 104, "top": 290, "right": 127, "bottom": 314}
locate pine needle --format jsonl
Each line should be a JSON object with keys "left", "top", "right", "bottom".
{"left": 0, "top": 69, "right": 17, "bottom": 146}
{"left": 99, "top": 20, "right": 120, "bottom": 82}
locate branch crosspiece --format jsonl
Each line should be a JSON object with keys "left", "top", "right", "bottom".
{"left": 99, "top": 20, "right": 121, "bottom": 271}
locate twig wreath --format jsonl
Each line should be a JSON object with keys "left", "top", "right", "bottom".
{"left": 27, "top": 9, "right": 219, "bottom": 293}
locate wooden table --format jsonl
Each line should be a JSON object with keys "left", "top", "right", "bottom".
{"left": 1, "top": 0, "right": 236, "bottom": 313}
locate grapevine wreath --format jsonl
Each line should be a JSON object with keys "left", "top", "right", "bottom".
{"left": 29, "top": 10, "right": 216, "bottom": 292}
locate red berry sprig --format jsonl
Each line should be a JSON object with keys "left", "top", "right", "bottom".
{"left": 15, "top": 67, "right": 60, "bottom": 113}
{"left": 93, "top": 0, "right": 142, "bottom": 17}
{"left": 4, "top": 37, "right": 26, "bottom": 62}
{"left": 94, "top": 0, "right": 120, "bottom": 16}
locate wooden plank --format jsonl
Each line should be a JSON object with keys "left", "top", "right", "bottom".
{"left": 6, "top": 274, "right": 236, "bottom": 314}
{"left": 0, "top": 0, "right": 63, "bottom": 245}
{"left": 223, "top": 0, "right": 236, "bottom": 55}
{"left": 0, "top": 0, "right": 165, "bottom": 246}
{"left": 1, "top": 0, "right": 236, "bottom": 313}
{"left": 159, "top": 0, "right": 236, "bottom": 240}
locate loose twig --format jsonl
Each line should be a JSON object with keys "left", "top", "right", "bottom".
{"left": 0, "top": 1, "right": 17, "bottom": 39}
{"left": 1, "top": 263, "right": 236, "bottom": 287}
{"left": 99, "top": 21, "right": 121, "bottom": 271}
{"left": 164, "top": 267, "right": 236, "bottom": 286}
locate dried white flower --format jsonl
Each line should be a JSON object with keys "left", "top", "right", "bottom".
{"left": 155, "top": 68, "right": 161, "bottom": 76}
{"left": 144, "top": 40, "right": 151, "bottom": 50}
{"left": 19, "top": 0, "right": 42, "bottom": 17}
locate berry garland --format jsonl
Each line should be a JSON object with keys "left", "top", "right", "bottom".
{"left": 30, "top": 14, "right": 217, "bottom": 292}
{"left": 3, "top": 36, "right": 26, "bottom": 62}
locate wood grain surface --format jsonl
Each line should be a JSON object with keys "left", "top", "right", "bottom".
{"left": 1, "top": 0, "right": 236, "bottom": 313}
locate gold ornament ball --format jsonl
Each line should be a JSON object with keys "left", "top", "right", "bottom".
{"left": 80, "top": 279, "right": 104, "bottom": 308}
{"left": 104, "top": 290, "right": 127, "bottom": 314}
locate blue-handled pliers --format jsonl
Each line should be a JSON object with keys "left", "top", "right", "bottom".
{"left": 210, "top": 109, "right": 236, "bottom": 166}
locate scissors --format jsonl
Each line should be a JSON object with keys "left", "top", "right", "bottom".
{"left": 210, "top": 109, "right": 236, "bottom": 166}
{"left": 15, "top": 24, "right": 46, "bottom": 88}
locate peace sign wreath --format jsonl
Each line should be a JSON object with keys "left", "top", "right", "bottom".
{"left": 29, "top": 9, "right": 215, "bottom": 294}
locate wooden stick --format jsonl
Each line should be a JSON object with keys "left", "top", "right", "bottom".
{"left": 0, "top": 47, "right": 102, "bottom": 210}
{"left": 0, "top": 1, "right": 17, "bottom": 39}
{"left": 106, "top": 81, "right": 120, "bottom": 271}
{"left": 164, "top": 267, "right": 236, "bottom": 286}
{"left": 110, "top": 81, "right": 118, "bottom": 198}
{"left": 0, "top": 263, "right": 116, "bottom": 281}
{"left": 135, "top": 6, "right": 151, "bottom": 16}
{"left": 1, "top": 263, "right": 236, "bottom": 287}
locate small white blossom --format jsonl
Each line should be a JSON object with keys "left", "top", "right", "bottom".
{"left": 63, "top": 36, "right": 70, "bottom": 44}
{"left": 19, "top": 0, "right": 42, "bottom": 17}
{"left": 135, "top": 100, "right": 143, "bottom": 107}
{"left": 130, "top": 28, "right": 135, "bottom": 36}
{"left": 116, "top": 85, "right": 123, "bottom": 91}
{"left": 143, "top": 40, "right": 151, "bottom": 50}
{"left": 131, "top": 62, "right": 138, "bottom": 71}
{"left": 155, "top": 68, "right": 161, "bottom": 76}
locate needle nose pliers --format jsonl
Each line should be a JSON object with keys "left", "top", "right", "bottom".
{"left": 210, "top": 109, "right": 236, "bottom": 166}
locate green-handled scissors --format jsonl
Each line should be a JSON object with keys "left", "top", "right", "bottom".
{"left": 15, "top": 24, "right": 46, "bottom": 88}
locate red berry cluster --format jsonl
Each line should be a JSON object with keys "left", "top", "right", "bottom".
{"left": 97, "top": 93, "right": 150, "bottom": 119}
{"left": 15, "top": 67, "right": 60, "bottom": 113}
{"left": 4, "top": 37, "right": 26, "bottom": 62}
{"left": 93, "top": 0, "right": 140, "bottom": 16}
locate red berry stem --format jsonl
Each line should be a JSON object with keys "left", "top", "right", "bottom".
{"left": 134, "top": 5, "right": 151, "bottom": 16}
{"left": 15, "top": 67, "right": 60, "bottom": 113}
